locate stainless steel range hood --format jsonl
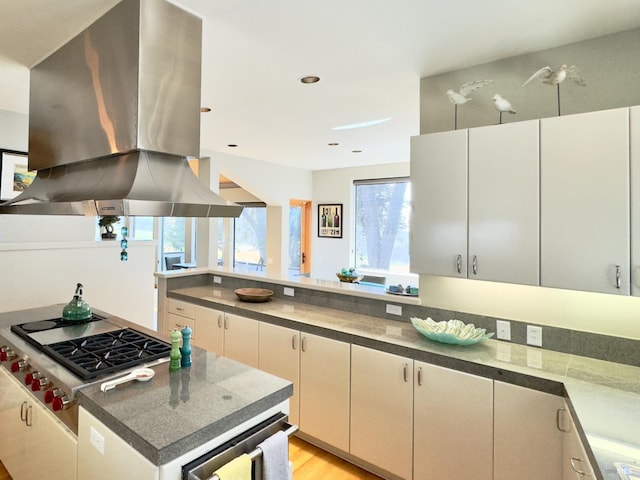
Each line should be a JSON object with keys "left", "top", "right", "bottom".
{"left": 0, "top": 0, "right": 243, "bottom": 218}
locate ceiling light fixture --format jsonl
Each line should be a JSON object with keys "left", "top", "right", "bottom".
{"left": 227, "top": 144, "right": 238, "bottom": 148}
{"left": 328, "top": 143, "right": 339, "bottom": 146}
{"left": 332, "top": 117, "right": 392, "bottom": 130}
{"left": 300, "top": 75, "right": 320, "bottom": 84}
{"left": 352, "top": 150, "right": 362, "bottom": 153}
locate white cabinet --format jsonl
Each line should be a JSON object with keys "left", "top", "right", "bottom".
{"left": 350, "top": 345, "right": 413, "bottom": 479}
{"left": 258, "top": 323, "right": 300, "bottom": 425}
{"left": 411, "top": 130, "right": 468, "bottom": 277}
{"left": 562, "top": 406, "right": 596, "bottom": 479}
{"left": 631, "top": 106, "right": 640, "bottom": 296}
{"left": 414, "top": 362, "right": 493, "bottom": 480}
{"left": 298, "top": 333, "right": 350, "bottom": 452}
{"left": 0, "top": 368, "right": 77, "bottom": 480}
{"left": 223, "top": 313, "right": 259, "bottom": 368}
{"left": 468, "top": 120, "right": 540, "bottom": 285}
{"left": 194, "top": 305, "right": 224, "bottom": 355}
{"left": 494, "top": 381, "right": 564, "bottom": 480}
{"left": 541, "top": 108, "right": 630, "bottom": 295}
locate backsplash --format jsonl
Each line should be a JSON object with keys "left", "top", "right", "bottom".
{"left": 166, "top": 273, "right": 640, "bottom": 368}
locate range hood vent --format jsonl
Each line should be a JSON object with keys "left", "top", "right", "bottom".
{"left": 0, "top": 0, "right": 242, "bottom": 218}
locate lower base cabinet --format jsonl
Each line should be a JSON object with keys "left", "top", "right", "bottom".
{"left": 494, "top": 381, "right": 564, "bottom": 480}
{"left": 414, "top": 361, "right": 494, "bottom": 480}
{"left": 350, "top": 345, "right": 413, "bottom": 479}
{"left": 563, "top": 404, "right": 596, "bottom": 479}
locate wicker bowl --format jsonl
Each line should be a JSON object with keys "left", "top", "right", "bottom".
{"left": 234, "top": 288, "right": 274, "bottom": 303}
{"left": 336, "top": 272, "right": 364, "bottom": 283}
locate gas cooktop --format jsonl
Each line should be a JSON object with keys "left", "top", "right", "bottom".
{"left": 11, "top": 315, "right": 171, "bottom": 380}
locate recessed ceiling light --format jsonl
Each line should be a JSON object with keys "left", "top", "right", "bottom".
{"left": 200, "top": 107, "right": 211, "bottom": 113}
{"left": 227, "top": 144, "right": 238, "bottom": 148}
{"left": 352, "top": 150, "right": 362, "bottom": 153}
{"left": 300, "top": 75, "right": 320, "bottom": 84}
{"left": 333, "top": 117, "right": 392, "bottom": 130}
{"left": 328, "top": 143, "right": 339, "bottom": 146}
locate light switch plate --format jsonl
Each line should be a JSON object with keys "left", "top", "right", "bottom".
{"left": 283, "top": 287, "right": 295, "bottom": 297}
{"left": 213, "top": 276, "right": 222, "bottom": 284}
{"left": 386, "top": 304, "right": 402, "bottom": 316}
{"left": 496, "top": 320, "right": 511, "bottom": 341}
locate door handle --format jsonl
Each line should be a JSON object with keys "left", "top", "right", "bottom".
{"left": 472, "top": 255, "right": 478, "bottom": 275}
{"left": 456, "top": 254, "right": 462, "bottom": 274}
{"left": 301, "top": 252, "right": 306, "bottom": 264}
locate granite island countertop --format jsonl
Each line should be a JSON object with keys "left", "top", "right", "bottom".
{"left": 168, "top": 284, "right": 640, "bottom": 480}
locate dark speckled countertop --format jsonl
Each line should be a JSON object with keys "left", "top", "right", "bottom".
{"left": 169, "top": 285, "right": 640, "bottom": 480}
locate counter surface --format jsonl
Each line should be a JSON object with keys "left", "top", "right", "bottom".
{"left": 169, "top": 284, "right": 640, "bottom": 480}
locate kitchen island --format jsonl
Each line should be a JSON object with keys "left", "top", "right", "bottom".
{"left": 0, "top": 304, "right": 293, "bottom": 480}
{"left": 158, "top": 268, "right": 640, "bottom": 480}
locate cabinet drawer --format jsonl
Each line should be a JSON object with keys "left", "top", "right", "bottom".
{"left": 167, "top": 299, "right": 195, "bottom": 319}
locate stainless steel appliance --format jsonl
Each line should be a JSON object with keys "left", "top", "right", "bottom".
{"left": 0, "top": 311, "right": 170, "bottom": 434}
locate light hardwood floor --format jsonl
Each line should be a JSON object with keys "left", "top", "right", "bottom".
{"left": 0, "top": 438, "right": 381, "bottom": 480}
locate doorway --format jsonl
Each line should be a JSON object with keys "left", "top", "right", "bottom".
{"left": 289, "top": 199, "right": 311, "bottom": 276}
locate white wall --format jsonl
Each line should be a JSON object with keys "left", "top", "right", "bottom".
{"left": 312, "top": 162, "right": 411, "bottom": 281}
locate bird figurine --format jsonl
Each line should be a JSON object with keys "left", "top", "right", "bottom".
{"left": 492, "top": 94, "right": 516, "bottom": 124}
{"left": 522, "top": 64, "right": 586, "bottom": 116}
{"left": 446, "top": 79, "right": 492, "bottom": 129}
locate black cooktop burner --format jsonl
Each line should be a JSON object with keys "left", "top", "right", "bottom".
{"left": 43, "top": 328, "right": 171, "bottom": 380}
{"left": 12, "top": 314, "right": 106, "bottom": 334}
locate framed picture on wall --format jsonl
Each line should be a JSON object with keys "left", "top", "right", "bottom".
{"left": 0, "top": 151, "right": 33, "bottom": 201}
{"left": 318, "top": 203, "right": 343, "bottom": 238}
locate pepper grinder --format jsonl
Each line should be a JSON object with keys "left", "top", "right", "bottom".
{"left": 169, "top": 330, "right": 181, "bottom": 372}
{"left": 180, "top": 325, "right": 192, "bottom": 368}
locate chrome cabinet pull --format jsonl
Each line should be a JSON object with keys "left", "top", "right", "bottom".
{"left": 456, "top": 254, "right": 462, "bottom": 274}
{"left": 472, "top": 255, "right": 478, "bottom": 275}
{"left": 20, "top": 401, "right": 28, "bottom": 422}
{"left": 417, "top": 366, "right": 423, "bottom": 386}
{"left": 217, "top": 314, "right": 223, "bottom": 328}
{"left": 224, "top": 316, "right": 229, "bottom": 330}
{"left": 556, "top": 408, "right": 569, "bottom": 432}
{"left": 301, "top": 336, "right": 306, "bottom": 352}
{"left": 570, "top": 457, "right": 586, "bottom": 475}
{"left": 26, "top": 405, "right": 32, "bottom": 427}
{"left": 176, "top": 307, "right": 184, "bottom": 311}
{"left": 615, "top": 265, "right": 622, "bottom": 289}
{"left": 403, "top": 363, "right": 408, "bottom": 382}
{"left": 291, "top": 334, "right": 297, "bottom": 350}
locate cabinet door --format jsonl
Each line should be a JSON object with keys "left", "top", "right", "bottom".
{"left": 167, "top": 313, "right": 195, "bottom": 346}
{"left": 541, "top": 108, "right": 630, "bottom": 294}
{"left": 258, "top": 323, "right": 300, "bottom": 425}
{"left": 468, "top": 120, "right": 540, "bottom": 285}
{"left": 494, "top": 381, "right": 564, "bottom": 480}
{"left": 350, "top": 345, "right": 413, "bottom": 479}
{"left": 299, "top": 333, "right": 350, "bottom": 452}
{"left": 562, "top": 406, "right": 596, "bottom": 479}
{"left": 631, "top": 107, "right": 640, "bottom": 296}
{"left": 223, "top": 313, "right": 259, "bottom": 368}
{"left": 30, "top": 400, "right": 77, "bottom": 480}
{"left": 0, "top": 369, "right": 29, "bottom": 479}
{"left": 195, "top": 306, "right": 224, "bottom": 355}
{"left": 411, "top": 130, "right": 468, "bottom": 277}
{"left": 414, "top": 362, "right": 493, "bottom": 480}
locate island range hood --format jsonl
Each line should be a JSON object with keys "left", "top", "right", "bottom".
{"left": 0, "top": 0, "right": 243, "bottom": 218}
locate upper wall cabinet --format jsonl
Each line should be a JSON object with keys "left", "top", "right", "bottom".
{"left": 411, "top": 130, "right": 468, "bottom": 278}
{"left": 540, "top": 108, "right": 630, "bottom": 295}
{"left": 631, "top": 107, "right": 640, "bottom": 296}
{"left": 468, "top": 120, "right": 539, "bottom": 285}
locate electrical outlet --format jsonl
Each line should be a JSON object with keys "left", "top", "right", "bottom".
{"left": 90, "top": 426, "right": 105, "bottom": 455}
{"left": 213, "top": 276, "right": 222, "bottom": 284}
{"left": 386, "top": 304, "right": 402, "bottom": 316}
{"left": 527, "top": 325, "right": 542, "bottom": 347}
{"left": 496, "top": 320, "right": 511, "bottom": 341}
{"left": 283, "top": 287, "right": 295, "bottom": 297}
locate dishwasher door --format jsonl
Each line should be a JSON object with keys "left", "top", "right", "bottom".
{"left": 182, "top": 412, "right": 293, "bottom": 480}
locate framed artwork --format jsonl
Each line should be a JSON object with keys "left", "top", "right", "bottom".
{"left": 318, "top": 203, "right": 343, "bottom": 238}
{"left": 1, "top": 151, "right": 34, "bottom": 200}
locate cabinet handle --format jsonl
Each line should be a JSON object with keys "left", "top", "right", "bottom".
{"left": 417, "top": 366, "right": 423, "bottom": 386}
{"left": 556, "top": 408, "right": 569, "bottom": 432}
{"left": 25, "top": 405, "right": 32, "bottom": 427}
{"left": 456, "top": 255, "right": 462, "bottom": 274}
{"left": 292, "top": 335, "right": 297, "bottom": 350}
{"left": 20, "top": 401, "right": 28, "bottom": 422}
{"left": 403, "top": 363, "right": 408, "bottom": 382}
{"left": 176, "top": 307, "right": 184, "bottom": 312}
{"left": 615, "top": 265, "right": 622, "bottom": 289}
{"left": 301, "top": 336, "right": 306, "bottom": 353}
{"left": 472, "top": 255, "right": 478, "bottom": 275}
{"left": 217, "top": 314, "right": 223, "bottom": 328}
{"left": 224, "top": 316, "right": 229, "bottom": 330}
{"left": 570, "top": 457, "right": 586, "bottom": 476}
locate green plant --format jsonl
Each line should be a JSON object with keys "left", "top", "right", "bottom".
{"left": 98, "top": 215, "right": 120, "bottom": 228}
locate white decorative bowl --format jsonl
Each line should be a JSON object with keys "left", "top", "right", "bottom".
{"left": 410, "top": 317, "right": 494, "bottom": 346}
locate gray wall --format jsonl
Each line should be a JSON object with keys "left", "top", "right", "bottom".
{"left": 420, "top": 28, "right": 640, "bottom": 133}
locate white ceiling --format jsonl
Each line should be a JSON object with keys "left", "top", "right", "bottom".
{"left": 2, "top": 0, "right": 640, "bottom": 171}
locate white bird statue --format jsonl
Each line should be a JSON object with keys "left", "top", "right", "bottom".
{"left": 522, "top": 64, "right": 586, "bottom": 115}
{"left": 492, "top": 94, "right": 516, "bottom": 124}
{"left": 446, "top": 79, "right": 492, "bottom": 129}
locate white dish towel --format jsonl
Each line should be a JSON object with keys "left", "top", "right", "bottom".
{"left": 258, "top": 431, "right": 290, "bottom": 480}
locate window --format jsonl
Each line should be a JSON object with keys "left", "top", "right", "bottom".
{"left": 234, "top": 204, "right": 266, "bottom": 270}
{"left": 354, "top": 177, "right": 411, "bottom": 273}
